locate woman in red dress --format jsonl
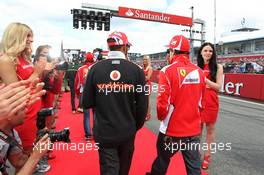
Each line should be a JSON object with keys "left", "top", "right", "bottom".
{"left": 0, "top": 22, "right": 47, "bottom": 152}
{"left": 143, "top": 55, "right": 153, "bottom": 121}
{"left": 197, "top": 42, "right": 223, "bottom": 170}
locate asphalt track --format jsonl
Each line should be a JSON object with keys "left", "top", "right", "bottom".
{"left": 145, "top": 90, "right": 264, "bottom": 175}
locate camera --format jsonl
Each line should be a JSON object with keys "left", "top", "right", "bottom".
{"left": 37, "top": 128, "right": 71, "bottom": 143}
{"left": 55, "top": 61, "right": 69, "bottom": 71}
{"left": 37, "top": 108, "right": 71, "bottom": 143}
{"left": 37, "top": 107, "right": 54, "bottom": 130}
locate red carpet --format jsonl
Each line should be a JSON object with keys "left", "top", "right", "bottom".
{"left": 48, "top": 93, "right": 208, "bottom": 175}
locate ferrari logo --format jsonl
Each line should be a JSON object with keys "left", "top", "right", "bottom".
{"left": 180, "top": 69, "right": 186, "bottom": 77}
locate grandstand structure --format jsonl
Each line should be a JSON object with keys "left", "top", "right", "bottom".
{"left": 215, "top": 27, "right": 264, "bottom": 73}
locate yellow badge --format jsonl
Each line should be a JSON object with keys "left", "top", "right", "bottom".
{"left": 180, "top": 69, "right": 186, "bottom": 77}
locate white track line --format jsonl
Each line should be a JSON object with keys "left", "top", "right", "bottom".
{"left": 219, "top": 95, "right": 264, "bottom": 107}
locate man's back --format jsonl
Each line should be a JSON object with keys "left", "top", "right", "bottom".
{"left": 157, "top": 55, "right": 205, "bottom": 137}
{"left": 83, "top": 53, "right": 148, "bottom": 145}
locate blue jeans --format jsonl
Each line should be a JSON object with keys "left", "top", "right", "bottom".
{"left": 83, "top": 108, "right": 95, "bottom": 137}
{"left": 149, "top": 132, "right": 201, "bottom": 175}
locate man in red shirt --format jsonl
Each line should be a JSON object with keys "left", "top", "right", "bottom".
{"left": 147, "top": 35, "right": 206, "bottom": 175}
{"left": 74, "top": 52, "right": 95, "bottom": 140}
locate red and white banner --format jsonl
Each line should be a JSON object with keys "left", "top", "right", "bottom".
{"left": 221, "top": 73, "right": 264, "bottom": 101}
{"left": 118, "top": 7, "right": 192, "bottom": 26}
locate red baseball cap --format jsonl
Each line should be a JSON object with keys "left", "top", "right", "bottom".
{"left": 85, "top": 52, "right": 94, "bottom": 62}
{"left": 107, "top": 31, "right": 132, "bottom": 46}
{"left": 165, "top": 35, "right": 190, "bottom": 52}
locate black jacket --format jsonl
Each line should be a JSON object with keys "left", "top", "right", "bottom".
{"left": 82, "top": 51, "right": 148, "bottom": 145}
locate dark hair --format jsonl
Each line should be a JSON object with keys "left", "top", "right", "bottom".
{"left": 197, "top": 42, "right": 217, "bottom": 82}
{"left": 107, "top": 38, "right": 129, "bottom": 51}
{"left": 34, "top": 45, "right": 51, "bottom": 63}
{"left": 174, "top": 50, "right": 189, "bottom": 55}
{"left": 166, "top": 48, "right": 189, "bottom": 55}
{"left": 108, "top": 45, "right": 123, "bottom": 51}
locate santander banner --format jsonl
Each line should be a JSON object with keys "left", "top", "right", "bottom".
{"left": 221, "top": 73, "right": 264, "bottom": 101}
{"left": 118, "top": 7, "right": 192, "bottom": 26}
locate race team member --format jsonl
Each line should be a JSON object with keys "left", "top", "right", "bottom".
{"left": 74, "top": 52, "right": 95, "bottom": 141}
{"left": 82, "top": 31, "right": 148, "bottom": 175}
{"left": 147, "top": 35, "right": 206, "bottom": 175}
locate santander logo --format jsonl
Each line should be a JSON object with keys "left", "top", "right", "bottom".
{"left": 124, "top": 8, "right": 170, "bottom": 23}
{"left": 125, "top": 9, "right": 134, "bottom": 17}
{"left": 119, "top": 6, "right": 193, "bottom": 26}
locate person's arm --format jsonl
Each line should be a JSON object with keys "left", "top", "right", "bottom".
{"left": 8, "top": 134, "right": 50, "bottom": 175}
{"left": 74, "top": 69, "right": 81, "bottom": 97}
{"left": 28, "top": 56, "right": 48, "bottom": 82}
{"left": 205, "top": 64, "right": 223, "bottom": 91}
{"left": 145, "top": 66, "right": 153, "bottom": 81}
{"left": 82, "top": 68, "right": 95, "bottom": 109}
{"left": 0, "top": 55, "right": 19, "bottom": 84}
{"left": 27, "top": 78, "right": 46, "bottom": 106}
{"left": 17, "top": 134, "right": 50, "bottom": 175}
{"left": 156, "top": 70, "right": 171, "bottom": 121}
{"left": 0, "top": 55, "right": 47, "bottom": 85}
{"left": 135, "top": 69, "right": 148, "bottom": 130}
{"left": 200, "top": 71, "right": 206, "bottom": 111}
{"left": 48, "top": 70, "right": 63, "bottom": 94}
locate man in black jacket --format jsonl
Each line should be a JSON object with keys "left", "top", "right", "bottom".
{"left": 82, "top": 31, "right": 148, "bottom": 175}
{"left": 65, "top": 62, "right": 78, "bottom": 113}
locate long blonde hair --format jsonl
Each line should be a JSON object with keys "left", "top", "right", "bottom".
{"left": 1, "top": 22, "right": 33, "bottom": 63}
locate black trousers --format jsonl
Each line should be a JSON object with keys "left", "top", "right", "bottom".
{"left": 98, "top": 137, "right": 135, "bottom": 175}
{"left": 149, "top": 132, "right": 201, "bottom": 175}
{"left": 69, "top": 81, "right": 76, "bottom": 111}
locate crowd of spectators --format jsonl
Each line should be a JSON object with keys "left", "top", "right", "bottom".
{"left": 222, "top": 60, "right": 264, "bottom": 74}
{"left": 134, "top": 56, "right": 264, "bottom": 74}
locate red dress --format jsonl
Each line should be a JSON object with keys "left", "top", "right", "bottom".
{"left": 15, "top": 56, "right": 41, "bottom": 150}
{"left": 201, "top": 64, "right": 219, "bottom": 123}
{"left": 143, "top": 66, "right": 152, "bottom": 92}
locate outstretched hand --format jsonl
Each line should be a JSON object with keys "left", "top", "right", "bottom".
{"left": 0, "top": 81, "right": 30, "bottom": 118}
{"left": 27, "top": 78, "right": 46, "bottom": 106}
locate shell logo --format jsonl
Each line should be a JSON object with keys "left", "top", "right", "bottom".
{"left": 110, "top": 70, "right": 121, "bottom": 81}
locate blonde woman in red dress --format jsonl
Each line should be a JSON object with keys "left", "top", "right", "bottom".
{"left": 0, "top": 22, "right": 47, "bottom": 153}
{"left": 197, "top": 42, "right": 223, "bottom": 170}
{"left": 143, "top": 55, "right": 153, "bottom": 121}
